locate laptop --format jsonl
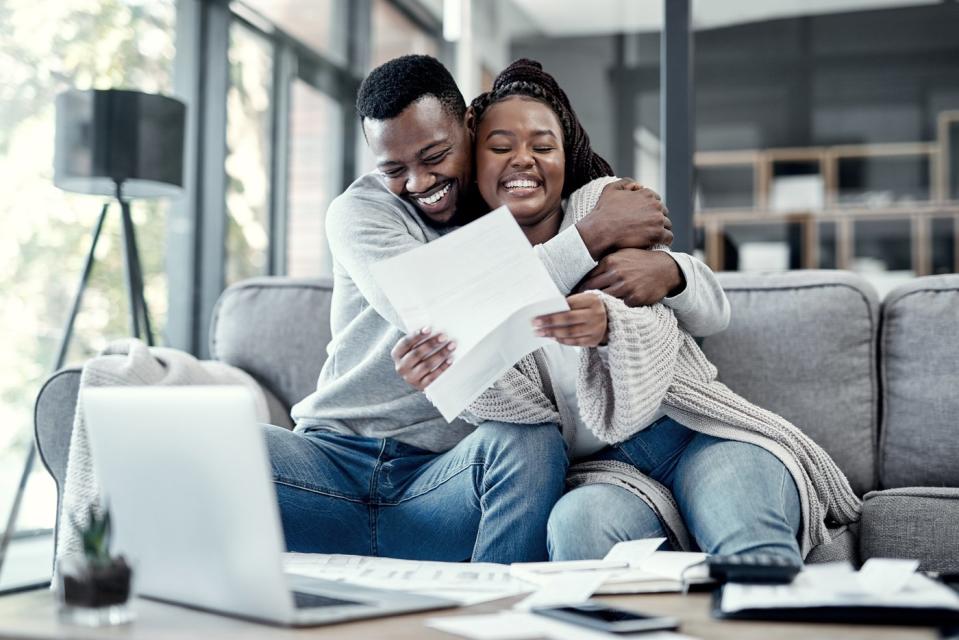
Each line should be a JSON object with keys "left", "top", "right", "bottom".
{"left": 81, "top": 385, "right": 456, "bottom": 626}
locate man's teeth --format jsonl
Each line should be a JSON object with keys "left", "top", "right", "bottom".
{"left": 505, "top": 179, "right": 538, "bottom": 189}
{"left": 417, "top": 183, "right": 451, "bottom": 205}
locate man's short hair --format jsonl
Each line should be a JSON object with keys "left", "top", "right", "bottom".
{"left": 356, "top": 54, "right": 466, "bottom": 123}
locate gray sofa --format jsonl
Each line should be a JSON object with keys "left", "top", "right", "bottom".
{"left": 34, "top": 270, "right": 959, "bottom": 571}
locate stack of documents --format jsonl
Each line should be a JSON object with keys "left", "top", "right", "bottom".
{"left": 511, "top": 538, "right": 710, "bottom": 595}
{"left": 371, "top": 207, "right": 568, "bottom": 421}
{"left": 717, "top": 559, "right": 959, "bottom": 624}
{"left": 283, "top": 553, "right": 533, "bottom": 606}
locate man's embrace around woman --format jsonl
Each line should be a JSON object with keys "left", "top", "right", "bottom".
{"left": 264, "top": 54, "right": 860, "bottom": 566}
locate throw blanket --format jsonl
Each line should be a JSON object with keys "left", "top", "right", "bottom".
{"left": 56, "top": 339, "right": 270, "bottom": 562}
{"left": 465, "top": 177, "right": 862, "bottom": 559}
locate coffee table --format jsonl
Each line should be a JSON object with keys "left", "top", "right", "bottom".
{"left": 0, "top": 587, "right": 939, "bottom": 639}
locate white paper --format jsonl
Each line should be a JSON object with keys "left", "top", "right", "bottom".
{"left": 603, "top": 537, "right": 667, "bottom": 565}
{"left": 426, "top": 612, "right": 697, "bottom": 640}
{"left": 721, "top": 561, "right": 959, "bottom": 613}
{"left": 283, "top": 552, "right": 533, "bottom": 605}
{"left": 370, "top": 207, "right": 568, "bottom": 421}
{"left": 512, "top": 572, "right": 608, "bottom": 611}
{"left": 857, "top": 558, "right": 920, "bottom": 596}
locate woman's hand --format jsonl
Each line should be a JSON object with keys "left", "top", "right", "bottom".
{"left": 391, "top": 329, "right": 456, "bottom": 391}
{"left": 533, "top": 293, "right": 608, "bottom": 347}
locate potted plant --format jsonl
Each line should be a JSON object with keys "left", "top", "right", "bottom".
{"left": 57, "top": 505, "right": 135, "bottom": 626}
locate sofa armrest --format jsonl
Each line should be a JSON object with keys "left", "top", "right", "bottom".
{"left": 861, "top": 487, "right": 959, "bottom": 572}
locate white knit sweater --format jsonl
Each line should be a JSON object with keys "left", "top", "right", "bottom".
{"left": 465, "top": 177, "right": 862, "bottom": 558}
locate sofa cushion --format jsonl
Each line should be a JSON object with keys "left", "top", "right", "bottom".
{"left": 861, "top": 487, "right": 959, "bottom": 572}
{"left": 703, "top": 271, "right": 879, "bottom": 495}
{"left": 210, "top": 277, "right": 333, "bottom": 414}
{"left": 879, "top": 275, "right": 959, "bottom": 488}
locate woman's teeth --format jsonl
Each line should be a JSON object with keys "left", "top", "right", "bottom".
{"left": 417, "top": 183, "right": 451, "bottom": 206}
{"left": 505, "top": 179, "right": 539, "bottom": 190}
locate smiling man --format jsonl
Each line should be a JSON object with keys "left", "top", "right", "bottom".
{"left": 261, "top": 55, "right": 724, "bottom": 564}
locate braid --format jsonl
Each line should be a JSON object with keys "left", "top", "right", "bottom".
{"left": 469, "top": 59, "right": 613, "bottom": 197}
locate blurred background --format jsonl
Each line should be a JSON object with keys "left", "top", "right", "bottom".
{"left": 1, "top": 0, "right": 957, "bottom": 588}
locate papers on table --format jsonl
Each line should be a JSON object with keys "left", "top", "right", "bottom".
{"left": 720, "top": 559, "right": 959, "bottom": 613}
{"left": 283, "top": 553, "right": 533, "bottom": 606}
{"left": 370, "top": 207, "right": 568, "bottom": 421}
{"left": 511, "top": 539, "right": 711, "bottom": 595}
{"left": 426, "top": 611, "right": 696, "bottom": 640}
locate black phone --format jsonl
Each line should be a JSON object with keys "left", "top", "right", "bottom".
{"left": 531, "top": 601, "right": 680, "bottom": 634}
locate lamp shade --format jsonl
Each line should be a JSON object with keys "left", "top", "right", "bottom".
{"left": 54, "top": 89, "right": 186, "bottom": 198}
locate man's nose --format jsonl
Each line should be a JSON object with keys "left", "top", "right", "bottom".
{"left": 406, "top": 170, "right": 435, "bottom": 195}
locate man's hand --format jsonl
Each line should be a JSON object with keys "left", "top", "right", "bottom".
{"left": 576, "top": 179, "right": 672, "bottom": 259}
{"left": 391, "top": 329, "right": 456, "bottom": 391}
{"left": 533, "top": 293, "right": 608, "bottom": 347}
{"left": 576, "top": 249, "right": 685, "bottom": 307}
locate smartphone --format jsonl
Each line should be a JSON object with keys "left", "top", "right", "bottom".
{"left": 531, "top": 601, "right": 680, "bottom": 634}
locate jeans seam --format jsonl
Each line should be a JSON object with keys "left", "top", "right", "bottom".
{"left": 273, "top": 479, "right": 366, "bottom": 503}
{"left": 379, "top": 459, "right": 486, "bottom": 505}
{"left": 369, "top": 440, "right": 388, "bottom": 555}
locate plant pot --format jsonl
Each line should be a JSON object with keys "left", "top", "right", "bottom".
{"left": 57, "top": 555, "right": 135, "bottom": 626}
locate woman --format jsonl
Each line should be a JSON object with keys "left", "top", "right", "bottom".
{"left": 393, "top": 59, "right": 861, "bottom": 562}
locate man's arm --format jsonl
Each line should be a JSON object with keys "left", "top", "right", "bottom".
{"left": 576, "top": 248, "right": 730, "bottom": 337}
{"left": 536, "top": 180, "right": 673, "bottom": 294}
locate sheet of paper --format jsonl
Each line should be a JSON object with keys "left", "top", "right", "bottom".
{"left": 857, "top": 558, "right": 920, "bottom": 595}
{"left": 370, "top": 207, "right": 568, "bottom": 421}
{"left": 426, "top": 611, "right": 697, "bottom": 640}
{"left": 603, "top": 537, "right": 667, "bottom": 565}
{"left": 283, "top": 552, "right": 533, "bottom": 605}
{"left": 722, "top": 570, "right": 959, "bottom": 613}
{"left": 512, "top": 572, "right": 608, "bottom": 611}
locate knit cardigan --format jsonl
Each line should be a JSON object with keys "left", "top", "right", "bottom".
{"left": 464, "top": 176, "right": 862, "bottom": 559}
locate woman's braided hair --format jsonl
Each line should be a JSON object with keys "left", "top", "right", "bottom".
{"left": 469, "top": 58, "right": 613, "bottom": 197}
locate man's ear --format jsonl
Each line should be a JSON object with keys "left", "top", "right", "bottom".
{"left": 464, "top": 107, "right": 476, "bottom": 141}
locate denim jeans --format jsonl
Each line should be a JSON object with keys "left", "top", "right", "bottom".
{"left": 262, "top": 421, "right": 568, "bottom": 564}
{"left": 547, "top": 416, "right": 802, "bottom": 563}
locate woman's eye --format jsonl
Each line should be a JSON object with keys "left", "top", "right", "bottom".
{"left": 534, "top": 146, "right": 555, "bottom": 153}
{"left": 489, "top": 147, "right": 511, "bottom": 154}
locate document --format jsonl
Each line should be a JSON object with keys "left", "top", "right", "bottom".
{"left": 720, "top": 560, "right": 959, "bottom": 613}
{"left": 426, "top": 611, "right": 697, "bottom": 640}
{"left": 371, "top": 207, "right": 568, "bottom": 421}
{"left": 511, "top": 538, "right": 710, "bottom": 595}
{"left": 283, "top": 552, "right": 534, "bottom": 606}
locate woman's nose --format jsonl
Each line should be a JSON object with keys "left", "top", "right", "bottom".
{"left": 511, "top": 146, "right": 534, "bottom": 167}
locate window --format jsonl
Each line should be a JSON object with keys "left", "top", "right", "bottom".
{"left": 0, "top": 0, "right": 176, "bottom": 586}
{"left": 225, "top": 22, "right": 273, "bottom": 285}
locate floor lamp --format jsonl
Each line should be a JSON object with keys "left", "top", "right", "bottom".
{"left": 0, "top": 90, "right": 186, "bottom": 587}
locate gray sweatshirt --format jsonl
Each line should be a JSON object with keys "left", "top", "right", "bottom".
{"left": 290, "top": 173, "right": 730, "bottom": 452}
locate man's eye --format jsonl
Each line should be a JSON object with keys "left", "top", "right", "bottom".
{"left": 381, "top": 168, "right": 404, "bottom": 178}
{"left": 423, "top": 151, "right": 448, "bottom": 164}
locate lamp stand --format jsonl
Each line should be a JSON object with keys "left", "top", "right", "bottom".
{"left": 0, "top": 180, "right": 153, "bottom": 587}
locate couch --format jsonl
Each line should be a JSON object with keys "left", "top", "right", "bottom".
{"left": 34, "top": 270, "right": 959, "bottom": 571}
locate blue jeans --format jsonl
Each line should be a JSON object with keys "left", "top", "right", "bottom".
{"left": 262, "top": 421, "right": 568, "bottom": 563}
{"left": 547, "top": 416, "right": 802, "bottom": 563}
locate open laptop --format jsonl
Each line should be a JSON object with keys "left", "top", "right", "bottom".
{"left": 81, "top": 385, "right": 456, "bottom": 627}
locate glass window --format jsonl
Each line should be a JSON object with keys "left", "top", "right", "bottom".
{"left": 370, "top": 0, "right": 439, "bottom": 69}
{"left": 286, "top": 79, "right": 344, "bottom": 277}
{"left": 236, "top": 0, "right": 347, "bottom": 65}
{"left": 0, "top": 0, "right": 176, "bottom": 582}
{"left": 226, "top": 22, "right": 273, "bottom": 285}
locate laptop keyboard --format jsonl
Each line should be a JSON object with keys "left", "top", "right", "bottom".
{"left": 292, "top": 590, "right": 363, "bottom": 610}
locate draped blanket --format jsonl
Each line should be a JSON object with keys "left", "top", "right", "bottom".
{"left": 57, "top": 339, "right": 270, "bottom": 563}
{"left": 464, "top": 177, "right": 862, "bottom": 558}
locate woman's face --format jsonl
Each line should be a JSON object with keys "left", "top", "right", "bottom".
{"left": 475, "top": 96, "right": 565, "bottom": 235}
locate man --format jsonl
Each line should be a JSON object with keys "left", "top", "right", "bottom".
{"left": 263, "top": 55, "right": 729, "bottom": 563}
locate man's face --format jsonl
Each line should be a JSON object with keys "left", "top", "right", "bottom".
{"left": 364, "top": 96, "right": 471, "bottom": 227}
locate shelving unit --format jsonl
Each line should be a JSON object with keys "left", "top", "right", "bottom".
{"left": 693, "top": 112, "right": 959, "bottom": 280}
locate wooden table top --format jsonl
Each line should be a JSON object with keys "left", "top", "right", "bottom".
{"left": 0, "top": 587, "right": 940, "bottom": 639}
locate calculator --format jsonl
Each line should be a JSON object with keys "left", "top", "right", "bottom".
{"left": 706, "top": 553, "right": 802, "bottom": 584}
